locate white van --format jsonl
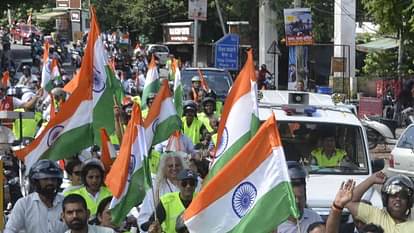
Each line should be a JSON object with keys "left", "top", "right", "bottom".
{"left": 258, "top": 90, "right": 384, "bottom": 220}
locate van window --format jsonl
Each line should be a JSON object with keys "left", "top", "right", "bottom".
{"left": 278, "top": 122, "right": 369, "bottom": 174}
{"left": 397, "top": 125, "right": 414, "bottom": 149}
{"left": 151, "top": 46, "right": 169, "bottom": 53}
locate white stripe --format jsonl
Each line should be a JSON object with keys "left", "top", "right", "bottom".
{"left": 25, "top": 99, "right": 93, "bottom": 171}
{"left": 144, "top": 97, "right": 177, "bottom": 147}
{"left": 173, "top": 69, "right": 181, "bottom": 92}
{"left": 185, "top": 147, "right": 290, "bottom": 233}
{"left": 110, "top": 125, "right": 148, "bottom": 208}
{"left": 41, "top": 59, "right": 51, "bottom": 88}
{"left": 250, "top": 80, "right": 259, "bottom": 117}
{"left": 214, "top": 93, "right": 256, "bottom": 162}
{"left": 144, "top": 67, "right": 159, "bottom": 86}
{"left": 93, "top": 36, "right": 110, "bottom": 107}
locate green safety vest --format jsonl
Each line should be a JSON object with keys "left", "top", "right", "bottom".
{"left": 215, "top": 101, "right": 223, "bottom": 117}
{"left": 311, "top": 148, "right": 347, "bottom": 167}
{"left": 149, "top": 149, "right": 161, "bottom": 174}
{"left": 212, "top": 133, "right": 217, "bottom": 146}
{"left": 142, "top": 108, "right": 149, "bottom": 119}
{"left": 160, "top": 192, "right": 195, "bottom": 233}
{"left": 181, "top": 117, "right": 204, "bottom": 144}
{"left": 65, "top": 186, "right": 112, "bottom": 218}
{"left": 12, "top": 109, "right": 42, "bottom": 139}
{"left": 197, "top": 113, "right": 213, "bottom": 133}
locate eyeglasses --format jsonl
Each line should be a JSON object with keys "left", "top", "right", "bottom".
{"left": 181, "top": 179, "right": 196, "bottom": 187}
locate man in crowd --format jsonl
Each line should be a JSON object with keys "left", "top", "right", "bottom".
{"left": 277, "top": 161, "right": 322, "bottom": 233}
{"left": 311, "top": 131, "right": 347, "bottom": 167}
{"left": 182, "top": 100, "right": 206, "bottom": 145}
{"left": 143, "top": 169, "right": 198, "bottom": 233}
{"left": 63, "top": 158, "right": 83, "bottom": 194}
{"left": 61, "top": 194, "right": 115, "bottom": 233}
{"left": 5, "top": 159, "right": 67, "bottom": 233}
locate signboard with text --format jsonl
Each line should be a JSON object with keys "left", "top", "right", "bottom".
{"left": 284, "top": 8, "right": 313, "bottom": 46}
{"left": 215, "top": 34, "right": 239, "bottom": 71}
{"left": 163, "top": 23, "right": 194, "bottom": 43}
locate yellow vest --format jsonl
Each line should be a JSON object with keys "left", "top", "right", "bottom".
{"left": 142, "top": 108, "right": 149, "bottom": 119}
{"left": 311, "top": 148, "right": 346, "bottom": 167}
{"left": 12, "top": 109, "right": 42, "bottom": 139}
{"left": 65, "top": 186, "right": 112, "bottom": 218}
{"left": 215, "top": 101, "right": 223, "bottom": 117}
{"left": 160, "top": 192, "right": 186, "bottom": 233}
{"left": 197, "top": 113, "right": 213, "bottom": 133}
{"left": 212, "top": 133, "right": 217, "bottom": 146}
{"left": 149, "top": 149, "right": 161, "bottom": 174}
{"left": 181, "top": 117, "right": 204, "bottom": 144}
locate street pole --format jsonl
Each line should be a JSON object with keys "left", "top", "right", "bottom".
{"left": 214, "top": 0, "right": 227, "bottom": 36}
{"left": 294, "top": 0, "right": 305, "bottom": 83}
{"left": 193, "top": 19, "right": 198, "bottom": 67}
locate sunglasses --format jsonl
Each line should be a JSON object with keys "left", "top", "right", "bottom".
{"left": 181, "top": 179, "right": 197, "bottom": 187}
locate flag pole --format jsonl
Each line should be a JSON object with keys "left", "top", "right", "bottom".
{"left": 113, "top": 95, "right": 124, "bottom": 136}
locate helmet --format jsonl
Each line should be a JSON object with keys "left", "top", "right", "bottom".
{"left": 175, "top": 212, "right": 188, "bottom": 233}
{"left": 381, "top": 175, "right": 414, "bottom": 209}
{"left": 22, "top": 65, "right": 31, "bottom": 72}
{"left": 287, "top": 161, "right": 307, "bottom": 185}
{"left": 202, "top": 97, "right": 215, "bottom": 106}
{"left": 29, "top": 159, "right": 63, "bottom": 182}
{"left": 183, "top": 100, "right": 197, "bottom": 113}
{"left": 191, "top": 76, "right": 201, "bottom": 82}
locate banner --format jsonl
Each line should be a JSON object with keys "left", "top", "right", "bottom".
{"left": 288, "top": 47, "right": 308, "bottom": 90}
{"left": 284, "top": 8, "right": 313, "bottom": 46}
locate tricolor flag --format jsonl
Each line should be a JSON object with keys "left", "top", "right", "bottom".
{"left": 144, "top": 79, "right": 181, "bottom": 147}
{"left": 43, "top": 58, "right": 61, "bottom": 92}
{"left": 141, "top": 55, "right": 160, "bottom": 109}
{"left": 61, "top": 10, "right": 124, "bottom": 145}
{"left": 197, "top": 68, "right": 210, "bottom": 92}
{"left": 205, "top": 49, "right": 260, "bottom": 182}
{"left": 15, "top": 9, "right": 98, "bottom": 171}
{"left": 2, "top": 71, "right": 10, "bottom": 88}
{"left": 105, "top": 104, "right": 151, "bottom": 225}
{"left": 183, "top": 114, "right": 299, "bottom": 233}
{"left": 172, "top": 58, "right": 183, "bottom": 117}
{"left": 41, "top": 42, "right": 51, "bottom": 90}
{"left": 100, "top": 128, "right": 116, "bottom": 171}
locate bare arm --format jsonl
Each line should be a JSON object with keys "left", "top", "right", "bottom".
{"left": 352, "top": 171, "right": 386, "bottom": 202}
{"left": 326, "top": 180, "right": 355, "bottom": 233}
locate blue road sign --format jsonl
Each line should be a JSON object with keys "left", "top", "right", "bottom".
{"left": 215, "top": 34, "right": 239, "bottom": 70}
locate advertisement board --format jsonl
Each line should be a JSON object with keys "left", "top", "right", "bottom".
{"left": 284, "top": 8, "right": 313, "bottom": 46}
{"left": 188, "top": 0, "right": 207, "bottom": 21}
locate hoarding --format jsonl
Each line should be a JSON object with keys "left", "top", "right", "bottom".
{"left": 284, "top": 8, "right": 313, "bottom": 46}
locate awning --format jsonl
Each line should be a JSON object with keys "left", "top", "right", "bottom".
{"left": 356, "top": 38, "right": 398, "bottom": 53}
{"left": 35, "top": 11, "right": 67, "bottom": 21}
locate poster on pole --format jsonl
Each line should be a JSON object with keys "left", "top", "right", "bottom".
{"left": 283, "top": 8, "right": 313, "bottom": 46}
{"left": 188, "top": 0, "right": 207, "bottom": 21}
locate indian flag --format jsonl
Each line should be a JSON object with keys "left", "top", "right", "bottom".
{"left": 14, "top": 9, "right": 98, "bottom": 171}
{"left": 205, "top": 49, "right": 260, "bottom": 182}
{"left": 44, "top": 58, "right": 61, "bottom": 92}
{"left": 172, "top": 58, "right": 183, "bottom": 117}
{"left": 144, "top": 79, "right": 181, "bottom": 147}
{"left": 100, "top": 128, "right": 116, "bottom": 171}
{"left": 141, "top": 55, "right": 160, "bottom": 109}
{"left": 62, "top": 11, "right": 124, "bottom": 145}
{"left": 105, "top": 104, "right": 151, "bottom": 225}
{"left": 183, "top": 114, "right": 299, "bottom": 233}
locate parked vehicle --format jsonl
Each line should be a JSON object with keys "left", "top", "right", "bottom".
{"left": 361, "top": 116, "right": 398, "bottom": 150}
{"left": 11, "top": 24, "right": 41, "bottom": 45}
{"left": 181, "top": 67, "right": 233, "bottom": 101}
{"left": 145, "top": 44, "right": 169, "bottom": 65}
{"left": 389, "top": 112, "right": 414, "bottom": 177}
{"left": 258, "top": 90, "right": 384, "bottom": 226}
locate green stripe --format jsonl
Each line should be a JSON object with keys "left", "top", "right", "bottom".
{"left": 151, "top": 115, "right": 181, "bottom": 146}
{"left": 110, "top": 167, "right": 151, "bottom": 225}
{"left": 40, "top": 123, "right": 94, "bottom": 161}
{"left": 228, "top": 181, "right": 299, "bottom": 233}
{"left": 141, "top": 79, "right": 160, "bottom": 109}
{"left": 204, "top": 132, "right": 251, "bottom": 183}
{"left": 174, "top": 85, "right": 183, "bottom": 117}
{"left": 93, "top": 66, "right": 124, "bottom": 145}
{"left": 250, "top": 114, "right": 260, "bottom": 137}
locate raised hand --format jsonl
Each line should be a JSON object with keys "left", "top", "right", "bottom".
{"left": 334, "top": 179, "right": 355, "bottom": 208}
{"left": 370, "top": 171, "right": 386, "bottom": 185}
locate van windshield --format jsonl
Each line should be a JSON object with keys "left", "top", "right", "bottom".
{"left": 278, "top": 122, "right": 369, "bottom": 175}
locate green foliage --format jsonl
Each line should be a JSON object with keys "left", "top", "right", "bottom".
{"left": 362, "top": 51, "right": 397, "bottom": 77}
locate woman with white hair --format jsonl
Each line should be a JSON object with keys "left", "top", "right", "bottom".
{"left": 138, "top": 152, "right": 186, "bottom": 232}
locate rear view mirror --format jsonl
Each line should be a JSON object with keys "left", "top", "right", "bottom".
{"left": 371, "top": 159, "right": 385, "bottom": 173}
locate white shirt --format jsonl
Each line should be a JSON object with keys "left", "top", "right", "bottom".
{"left": 65, "top": 225, "right": 115, "bottom": 233}
{"left": 277, "top": 208, "right": 323, "bottom": 233}
{"left": 5, "top": 192, "right": 68, "bottom": 233}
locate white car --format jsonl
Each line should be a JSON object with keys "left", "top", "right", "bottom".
{"left": 259, "top": 90, "right": 384, "bottom": 220}
{"left": 389, "top": 124, "right": 414, "bottom": 177}
{"left": 145, "top": 44, "right": 170, "bottom": 65}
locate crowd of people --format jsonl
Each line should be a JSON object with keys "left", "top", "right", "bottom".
{"left": 1, "top": 24, "right": 414, "bottom": 233}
